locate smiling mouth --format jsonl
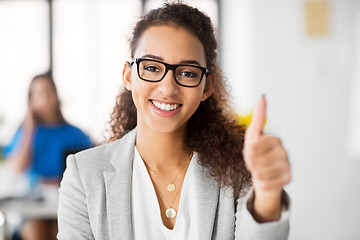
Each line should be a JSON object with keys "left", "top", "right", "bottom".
{"left": 150, "top": 100, "right": 182, "bottom": 111}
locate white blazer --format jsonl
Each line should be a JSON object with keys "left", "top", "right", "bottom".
{"left": 57, "top": 128, "right": 290, "bottom": 239}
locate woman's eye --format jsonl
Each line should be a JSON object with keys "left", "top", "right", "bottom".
{"left": 180, "top": 71, "right": 197, "bottom": 78}
{"left": 144, "top": 66, "right": 160, "bottom": 72}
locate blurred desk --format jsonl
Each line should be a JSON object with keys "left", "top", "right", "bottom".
{"left": 0, "top": 185, "right": 58, "bottom": 239}
{"left": 0, "top": 163, "right": 58, "bottom": 239}
{"left": 0, "top": 185, "right": 58, "bottom": 219}
{"left": 0, "top": 163, "right": 58, "bottom": 220}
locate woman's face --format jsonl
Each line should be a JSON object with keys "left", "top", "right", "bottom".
{"left": 29, "top": 77, "right": 58, "bottom": 119}
{"left": 123, "top": 25, "right": 214, "bottom": 134}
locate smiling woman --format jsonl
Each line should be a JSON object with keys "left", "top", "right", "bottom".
{"left": 57, "top": 3, "right": 291, "bottom": 239}
{"left": 122, "top": 24, "right": 213, "bottom": 135}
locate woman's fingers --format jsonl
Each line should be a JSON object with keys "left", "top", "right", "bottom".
{"left": 243, "top": 96, "right": 291, "bottom": 193}
{"left": 244, "top": 95, "right": 266, "bottom": 144}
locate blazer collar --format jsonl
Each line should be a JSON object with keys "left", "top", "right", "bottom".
{"left": 104, "top": 128, "right": 137, "bottom": 239}
{"left": 192, "top": 157, "right": 220, "bottom": 239}
{"left": 103, "top": 128, "right": 220, "bottom": 239}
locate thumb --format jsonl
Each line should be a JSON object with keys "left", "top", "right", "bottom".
{"left": 245, "top": 95, "right": 267, "bottom": 143}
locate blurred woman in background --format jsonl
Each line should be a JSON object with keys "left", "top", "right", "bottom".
{"left": 3, "top": 73, "right": 92, "bottom": 240}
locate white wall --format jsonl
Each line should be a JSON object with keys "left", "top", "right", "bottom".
{"left": 222, "top": 0, "right": 360, "bottom": 239}
{"left": 0, "top": 1, "right": 49, "bottom": 144}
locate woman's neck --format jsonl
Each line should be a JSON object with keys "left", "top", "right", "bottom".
{"left": 40, "top": 112, "right": 62, "bottom": 125}
{"left": 136, "top": 124, "right": 191, "bottom": 172}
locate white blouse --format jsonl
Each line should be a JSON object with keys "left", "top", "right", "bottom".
{"left": 131, "top": 146, "right": 199, "bottom": 240}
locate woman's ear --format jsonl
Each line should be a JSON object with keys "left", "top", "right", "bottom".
{"left": 122, "top": 62, "right": 132, "bottom": 91}
{"left": 201, "top": 74, "right": 215, "bottom": 101}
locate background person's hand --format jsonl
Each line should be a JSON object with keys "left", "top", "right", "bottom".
{"left": 23, "top": 106, "right": 37, "bottom": 133}
{"left": 243, "top": 95, "right": 291, "bottom": 222}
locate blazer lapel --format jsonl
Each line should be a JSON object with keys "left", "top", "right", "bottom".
{"left": 101, "top": 129, "right": 220, "bottom": 239}
{"left": 193, "top": 158, "right": 220, "bottom": 239}
{"left": 104, "top": 128, "right": 137, "bottom": 240}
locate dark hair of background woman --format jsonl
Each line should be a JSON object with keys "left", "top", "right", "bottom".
{"left": 28, "top": 73, "right": 66, "bottom": 124}
{"left": 107, "top": 3, "right": 251, "bottom": 195}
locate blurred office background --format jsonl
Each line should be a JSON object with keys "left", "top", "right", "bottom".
{"left": 0, "top": 0, "right": 359, "bottom": 239}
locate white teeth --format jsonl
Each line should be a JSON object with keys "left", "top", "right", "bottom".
{"left": 151, "top": 100, "right": 180, "bottom": 111}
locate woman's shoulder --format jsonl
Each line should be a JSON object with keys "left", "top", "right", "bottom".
{"left": 75, "top": 139, "right": 122, "bottom": 163}
{"left": 69, "top": 128, "right": 137, "bottom": 173}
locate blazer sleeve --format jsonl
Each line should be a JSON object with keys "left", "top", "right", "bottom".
{"left": 57, "top": 154, "right": 95, "bottom": 240}
{"left": 235, "top": 187, "right": 290, "bottom": 240}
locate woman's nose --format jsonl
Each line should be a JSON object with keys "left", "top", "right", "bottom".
{"left": 157, "top": 70, "right": 179, "bottom": 96}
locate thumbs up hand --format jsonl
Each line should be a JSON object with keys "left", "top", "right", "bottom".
{"left": 243, "top": 95, "right": 291, "bottom": 222}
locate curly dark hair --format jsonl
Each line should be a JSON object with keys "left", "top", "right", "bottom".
{"left": 107, "top": 2, "right": 251, "bottom": 194}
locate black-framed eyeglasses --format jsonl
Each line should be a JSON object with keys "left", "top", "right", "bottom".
{"left": 130, "top": 58, "right": 209, "bottom": 88}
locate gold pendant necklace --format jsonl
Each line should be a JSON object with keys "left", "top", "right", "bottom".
{"left": 142, "top": 152, "right": 193, "bottom": 219}
{"left": 152, "top": 162, "right": 190, "bottom": 219}
{"left": 146, "top": 153, "right": 193, "bottom": 219}
{"left": 147, "top": 169, "right": 178, "bottom": 192}
{"left": 166, "top": 208, "right": 177, "bottom": 219}
{"left": 145, "top": 154, "right": 192, "bottom": 192}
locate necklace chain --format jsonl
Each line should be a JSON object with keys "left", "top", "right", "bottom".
{"left": 143, "top": 152, "right": 193, "bottom": 219}
{"left": 143, "top": 153, "right": 192, "bottom": 192}
{"left": 150, "top": 160, "right": 190, "bottom": 219}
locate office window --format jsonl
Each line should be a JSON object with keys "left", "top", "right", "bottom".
{"left": 53, "top": 0, "right": 141, "bottom": 142}
{"left": 0, "top": 0, "right": 49, "bottom": 144}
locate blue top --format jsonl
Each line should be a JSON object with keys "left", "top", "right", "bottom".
{"left": 3, "top": 123, "right": 93, "bottom": 179}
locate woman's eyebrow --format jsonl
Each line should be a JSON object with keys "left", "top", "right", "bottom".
{"left": 141, "top": 54, "right": 202, "bottom": 66}
{"left": 141, "top": 54, "right": 163, "bottom": 61}
{"left": 180, "top": 60, "right": 202, "bottom": 66}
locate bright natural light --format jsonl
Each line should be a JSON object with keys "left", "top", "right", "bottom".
{"left": 53, "top": 0, "right": 141, "bottom": 143}
{"left": 0, "top": 0, "right": 49, "bottom": 144}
